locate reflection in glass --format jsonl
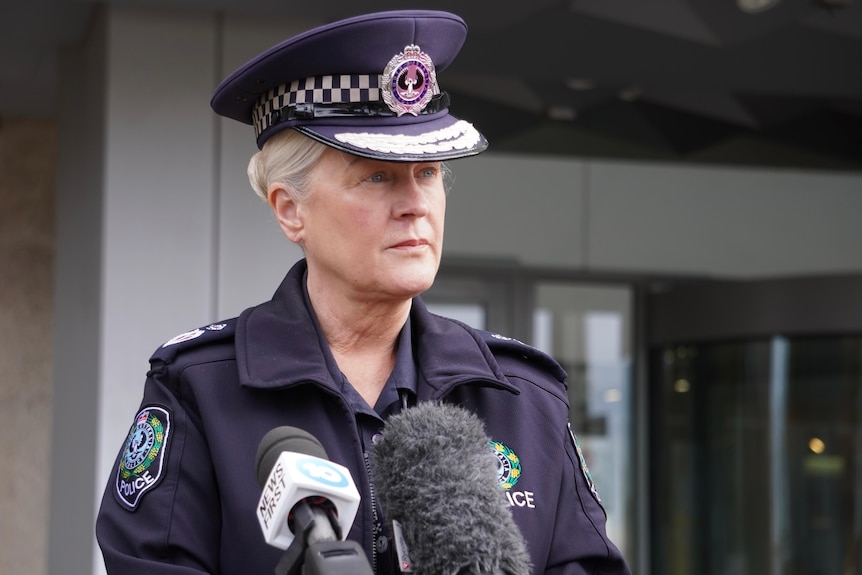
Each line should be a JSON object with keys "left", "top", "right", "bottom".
{"left": 651, "top": 336, "right": 862, "bottom": 575}
{"left": 534, "top": 283, "right": 633, "bottom": 559}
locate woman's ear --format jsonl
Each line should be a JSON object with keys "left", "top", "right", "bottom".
{"left": 268, "top": 183, "right": 304, "bottom": 243}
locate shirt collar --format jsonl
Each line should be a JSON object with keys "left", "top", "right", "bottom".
{"left": 235, "top": 259, "right": 516, "bottom": 397}
{"left": 300, "top": 273, "right": 417, "bottom": 415}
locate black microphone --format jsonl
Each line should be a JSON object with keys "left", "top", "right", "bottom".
{"left": 255, "top": 426, "right": 373, "bottom": 575}
{"left": 370, "top": 402, "right": 532, "bottom": 575}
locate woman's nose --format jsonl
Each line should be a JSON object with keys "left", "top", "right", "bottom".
{"left": 392, "top": 178, "right": 431, "bottom": 218}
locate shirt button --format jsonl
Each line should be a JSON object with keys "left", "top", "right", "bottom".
{"left": 377, "top": 535, "right": 389, "bottom": 552}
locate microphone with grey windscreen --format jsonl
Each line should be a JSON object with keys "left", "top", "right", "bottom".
{"left": 370, "top": 401, "right": 531, "bottom": 575}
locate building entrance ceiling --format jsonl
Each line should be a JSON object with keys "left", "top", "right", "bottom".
{"left": 2, "top": 0, "right": 860, "bottom": 169}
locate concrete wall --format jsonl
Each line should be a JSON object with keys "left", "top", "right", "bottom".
{"left": 0, "top": 118, "right": 57, "bottom": 575}
{"left": 0, "top": 4, "right": 858, "bottom": 575}
{"left": 445, "top": 154, "right": 862, "bottom": 277}
{"left": 48, "top": 9, "right": 107, "bottom": 575}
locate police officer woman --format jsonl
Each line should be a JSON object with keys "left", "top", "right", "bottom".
{"left": 96, "top": 10, "right": 631, "bottom": 575}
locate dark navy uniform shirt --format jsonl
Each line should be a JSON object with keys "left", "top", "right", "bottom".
{"left": 95, "top": 259, "right": 631, "bottom": 575}
{"left": 305, "top": 276, "right": 416, "bottom": 575}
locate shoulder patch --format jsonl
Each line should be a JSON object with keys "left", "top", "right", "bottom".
{"left": 162, "top": 322, "right": 230, "bottom": 348}
{"left": 162, "top": 327, "right": 206, "bottom": 347}
{"left": 150, "top": 319, "right": 237, "bottom": 366}
{"left": 568, "top": 423, "right": 603, "bottom": 506}
{"left": 480, "top": 331, "right": 567, "bottom": 382}
{"left": 114, "top": 405, "right": 172, "bottom": 511}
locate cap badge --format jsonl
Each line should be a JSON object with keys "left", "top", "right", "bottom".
{"left": 382, "top": 45, "right": 439, "bottom": 117}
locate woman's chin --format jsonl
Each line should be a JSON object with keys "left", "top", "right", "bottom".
{"left": 382, "top": 269, "right": 437, "bottom": 299}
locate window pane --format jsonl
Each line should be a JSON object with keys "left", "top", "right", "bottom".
{"left": 652, "top": 340, "right": 773, "bottom": 574}
{"left": 786, "top": 336, "right": 861, "bottom": 575}
{"left": 534, "top": 283, "right": 634, "bottom": 559}
{"left": 651, "top": 336, "right": 862, "bottom": 575}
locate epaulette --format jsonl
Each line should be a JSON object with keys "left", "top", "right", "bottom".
{"left": 148, "top": 318, "right": 238, "bottom": 368}
{"left": 480, "top": 331, "right": 568, "bottom": 383}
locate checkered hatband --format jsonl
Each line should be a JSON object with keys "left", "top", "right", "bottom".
{"left": 252, "top": 74, "right": 383, "bottom": 138}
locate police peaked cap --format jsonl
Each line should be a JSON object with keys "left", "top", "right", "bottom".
{"left": 211, "top": 10, "right": 488, "bottom": 161}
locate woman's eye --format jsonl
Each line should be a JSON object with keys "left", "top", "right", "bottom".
{"left": 367, "top": 173, "right": 385, "bottom": 183}
{"left": 419, "top": 166, "right": 438, "bottom": 179}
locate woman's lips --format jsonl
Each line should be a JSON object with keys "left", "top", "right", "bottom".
{"left": 392, "top": 238, "right": 429, "bottom": 249}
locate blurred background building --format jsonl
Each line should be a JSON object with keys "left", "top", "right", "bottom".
{"left": 1, "top": 1, "right": 861, "bottom": 574}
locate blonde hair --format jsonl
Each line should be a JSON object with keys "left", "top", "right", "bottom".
{"left": 248, "top": 129, "right": 457, "bottom": 203}
{"left": 246, "top": 129, "right": 330, "bottom": 202}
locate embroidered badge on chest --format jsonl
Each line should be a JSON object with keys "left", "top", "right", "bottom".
{"left": 114, "top": 406, "right": 172, "bottom": 510}
{"left": 489, "top": 441, "right": 522, "bottom": 489}
{"left": 382, "top": 44, "right": 439, "bottom": 117}
{"left": 490, "top": 441, "right": 538, "bottom": 509}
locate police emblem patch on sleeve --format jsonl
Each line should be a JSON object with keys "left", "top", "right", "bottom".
{"left": 568, "top": 423, "right": 602, "bottom": 504}
{"left": 114, "top": 405, "right": 172, "bottom": 511}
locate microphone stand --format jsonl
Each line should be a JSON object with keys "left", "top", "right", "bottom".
{"left": 274, "top": 501, "right": 373, "bottom": 575}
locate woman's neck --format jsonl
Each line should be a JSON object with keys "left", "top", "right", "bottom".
{"left": 306, "top": 272, "right": 411, "bottom": 406}
{"left": 308, "top": 285, "right": 410, "bottom": 353}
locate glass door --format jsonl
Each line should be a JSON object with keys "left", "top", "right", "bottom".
{"left": 648, "top": 277, "right": 862, "bottom": 575}
{"left": 532, "top": 282, "right": 633, "bottom": 553}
